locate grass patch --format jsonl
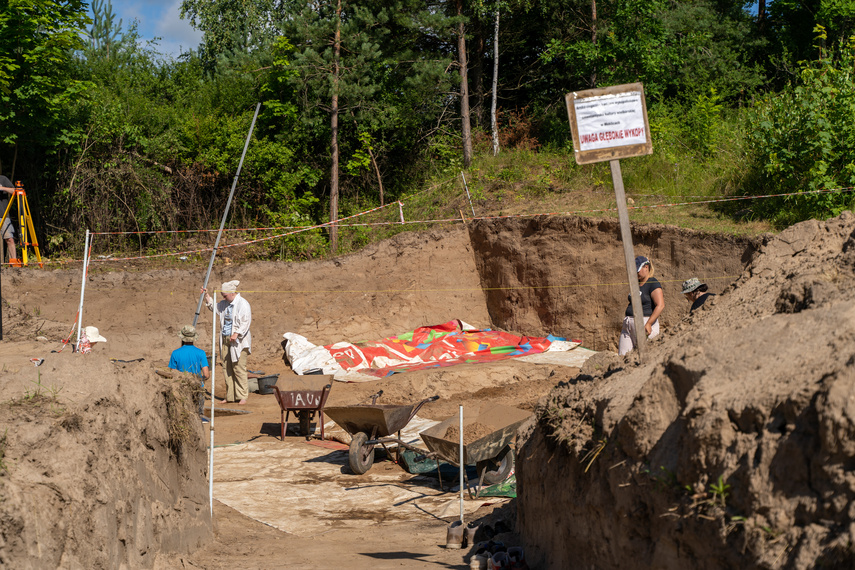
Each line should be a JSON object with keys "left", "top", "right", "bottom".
{"left": 163, "top": 372, "right": 205, "bottom": 459}
{"left": 9, "top": 373, "right": 65, "bottom": 415}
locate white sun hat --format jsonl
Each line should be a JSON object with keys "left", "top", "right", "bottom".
{"left": 84, "top": 326, "right": 107, "bottom": 343}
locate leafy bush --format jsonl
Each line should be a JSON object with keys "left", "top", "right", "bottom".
{"left": 744, "top": 28, "right": 855, "bottom": 227}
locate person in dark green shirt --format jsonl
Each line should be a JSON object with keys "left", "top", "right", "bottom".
{"left": 681, "top": 277, "right": 715, "bottom": 313}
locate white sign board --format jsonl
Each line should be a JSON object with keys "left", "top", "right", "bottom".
{"left": 565, "top": 83, "right": 652, "bottom": 165}
{"left": 575, "top": 91, "right": 646, "bottom": 151}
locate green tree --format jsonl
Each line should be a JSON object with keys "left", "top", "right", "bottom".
{"left": 766, "top": 0, "right": 855, "bottom": 72}
{"left": 0, "top": 0, "right": 90, "bottom": 167}
{"left": 180, "top": 0, "right": 282, "bottom": 69}
{"left": 85, "top": 0, "right": 123, "bottom": 60}
{"left": 281, "top": 0, "right": 454, "bottom": 250}
{"left": 539, "top": 0, "right": 762, "bottom": 101}
{"left": 744, "top": 29, "right": 855, "bottom": 227}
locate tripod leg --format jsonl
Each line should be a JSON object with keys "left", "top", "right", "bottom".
{"left": 16, "top": 191, "right": 26, "bottom": 266}
{"left": 22, "top": 195, "right": 42, "bottom": 268}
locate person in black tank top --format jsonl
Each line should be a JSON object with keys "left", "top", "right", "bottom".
{"left": 618, "top": 255, "right": 665, "bottom": 355}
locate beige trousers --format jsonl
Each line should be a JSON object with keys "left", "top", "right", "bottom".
{"left": 220, "top": 336, "right": 249, "bottom": 402}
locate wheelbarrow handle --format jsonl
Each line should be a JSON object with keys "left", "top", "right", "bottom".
{"left": 408, "top": 394, "right": 439, "bottom": 422}
{"left": 369, "top": 389, "right": 384, "bottom": 405}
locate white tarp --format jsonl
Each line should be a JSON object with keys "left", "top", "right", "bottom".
{"left": 282, "top": 330, "right": 593, "bottom": 382}
{"left": 213, "top": 441, "right": 503, "bottom": 536}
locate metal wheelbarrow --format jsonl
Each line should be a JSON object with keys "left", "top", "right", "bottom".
{"left": 271, "top": 374, "right": 334, "bottom": 440}
{"left": 324, "top": 391, "right": 439, "bottom": 474}
{"left": 420, "top": 403, "right": 531, "bottom": 496}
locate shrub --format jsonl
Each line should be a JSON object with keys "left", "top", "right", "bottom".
{"left": 744, "top": 28, "right": 855, "bottom": 227}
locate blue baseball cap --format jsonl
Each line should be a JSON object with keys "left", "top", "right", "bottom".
{"left": 635, "top": 255, "right": 650, "bottom": 273}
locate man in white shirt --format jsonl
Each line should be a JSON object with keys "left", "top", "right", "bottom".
{"left": 204, "top": 280, "right": 252, "bottom": 404}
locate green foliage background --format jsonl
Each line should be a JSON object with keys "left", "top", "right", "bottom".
{"left": 1, "top": 0, "right": 854, "bottom": 259}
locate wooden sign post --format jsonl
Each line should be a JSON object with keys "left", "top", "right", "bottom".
{"left": 565, "top": 83, "right": 653, "bottom": 359}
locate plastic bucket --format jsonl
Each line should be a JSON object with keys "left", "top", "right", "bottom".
{"left": 256, "top": 374, "right": 280, "bottom": 395}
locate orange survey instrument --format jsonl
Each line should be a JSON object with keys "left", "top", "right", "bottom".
{"left": 0, "top": 180, "right": 43, "bottom": 268}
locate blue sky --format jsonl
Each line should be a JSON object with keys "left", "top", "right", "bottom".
{"left": 94, "top": 0, "right": 204, "bottom": 58}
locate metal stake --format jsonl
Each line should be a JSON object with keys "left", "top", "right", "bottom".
{"left": 461, "top": 172, "right": 476, "bottom": 218}
{"left": 459, "top": 405, "right": 464, "bottom": 522}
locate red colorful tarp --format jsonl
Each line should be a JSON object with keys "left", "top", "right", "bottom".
{"left": 324, "top": 320, "right": 559, "bottom": 378}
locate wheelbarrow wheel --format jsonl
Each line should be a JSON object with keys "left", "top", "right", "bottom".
{"left": 477, "top": 445, "right": 515, "bottom": 486}
{"left": 297, "top": 410, "right": 311, "bottom": 437}
{"left": 348, "top": 431, "right": 375, "bottom": 474}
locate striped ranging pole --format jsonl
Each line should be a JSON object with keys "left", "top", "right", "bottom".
{"left": 75, "top": 230, "right": 91, "bottom": 348}
{"left": 193, "top": 102, "right": 261, "bottom": 328}
{"left": 209, "top": 299, "right": 217, "bottom": 516}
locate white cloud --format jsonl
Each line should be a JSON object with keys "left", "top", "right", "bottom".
{"left": 153, "top": 0, "right": 203, "bottom": 56}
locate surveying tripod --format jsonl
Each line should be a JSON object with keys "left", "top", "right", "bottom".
{"left": 0, "top": 180, "right": 43, "bottom": 268}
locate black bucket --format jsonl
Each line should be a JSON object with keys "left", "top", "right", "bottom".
{"left": 256, "top": 374, "right": 280, "bottom": 395}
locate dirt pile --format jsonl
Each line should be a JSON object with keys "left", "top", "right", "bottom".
{"left": 0, "top": 355, "right": 211, "bottom": 568}
{"left": 443, "top": 421, "right": 495, "bottom": 444}
{"left": 516, "top": 212, "right": 855, "bottom": 568}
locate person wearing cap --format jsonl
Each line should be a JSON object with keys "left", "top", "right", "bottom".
{"left": 204, "top": 280, "right": 252, "bottom": 404}
{"left": 681, "top": 277, "right": 714, "bottom": 313}
{"left": 0, "top": 175, "right": 20, "bottom": 266}
{"left": 618, "top": 255, "right": 665, "bottom": 356}
{"left": 169, "top": 325, "right": 210, "bottom": 419}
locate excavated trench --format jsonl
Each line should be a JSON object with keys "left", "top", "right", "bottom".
{"left": 0, "top": 215, "right": 773, "bottom": 568}
{"left": 467, "top": 216, "right": 760, "bottom": 351}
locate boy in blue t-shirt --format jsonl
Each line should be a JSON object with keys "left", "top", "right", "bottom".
{"left": 169, "top": 325, "right": 210, "bottom": 420}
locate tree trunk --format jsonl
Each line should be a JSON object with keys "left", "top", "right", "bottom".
{"left": 491, "top": 9, "right": 499, "bottom": 157}
{"left": 457, "top": 0, "right": 472, "bottom": 168}
{"left": 330, "top": 0, "right": 341, "bottom": 252}
{"left": 368, "top": 147, "right": 384, "bottom": 206}
{"left": 591, "top": 0, "right": 597, "bottom": 88}
{"left": 758, "top": 0, "right": 765, "bottom": 30}
{"left": 471, "top": 25, "right": 485, "bottom": 129}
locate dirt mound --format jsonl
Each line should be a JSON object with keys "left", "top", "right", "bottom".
{"left": 0, "top": 354, "right": 211, "bottom": 568}
{"left": 517, "top": 212, "right": 855, "bottom": 569}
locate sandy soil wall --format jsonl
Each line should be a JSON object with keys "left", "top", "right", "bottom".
{"left": 0, "top": 355, "right": 211, "bottom": 568}
{"left": 0, "top": 226, "right": 490, "bottom": 361}
{"left": 468, "top": 216, "right": 762, "bottom": 350}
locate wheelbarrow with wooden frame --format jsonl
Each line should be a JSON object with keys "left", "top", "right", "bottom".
{"left": 271, "top": 374, "right": 334, "bottom": 440}
{"left": 324, "top": 391, "right": 439, "bottom": 474}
